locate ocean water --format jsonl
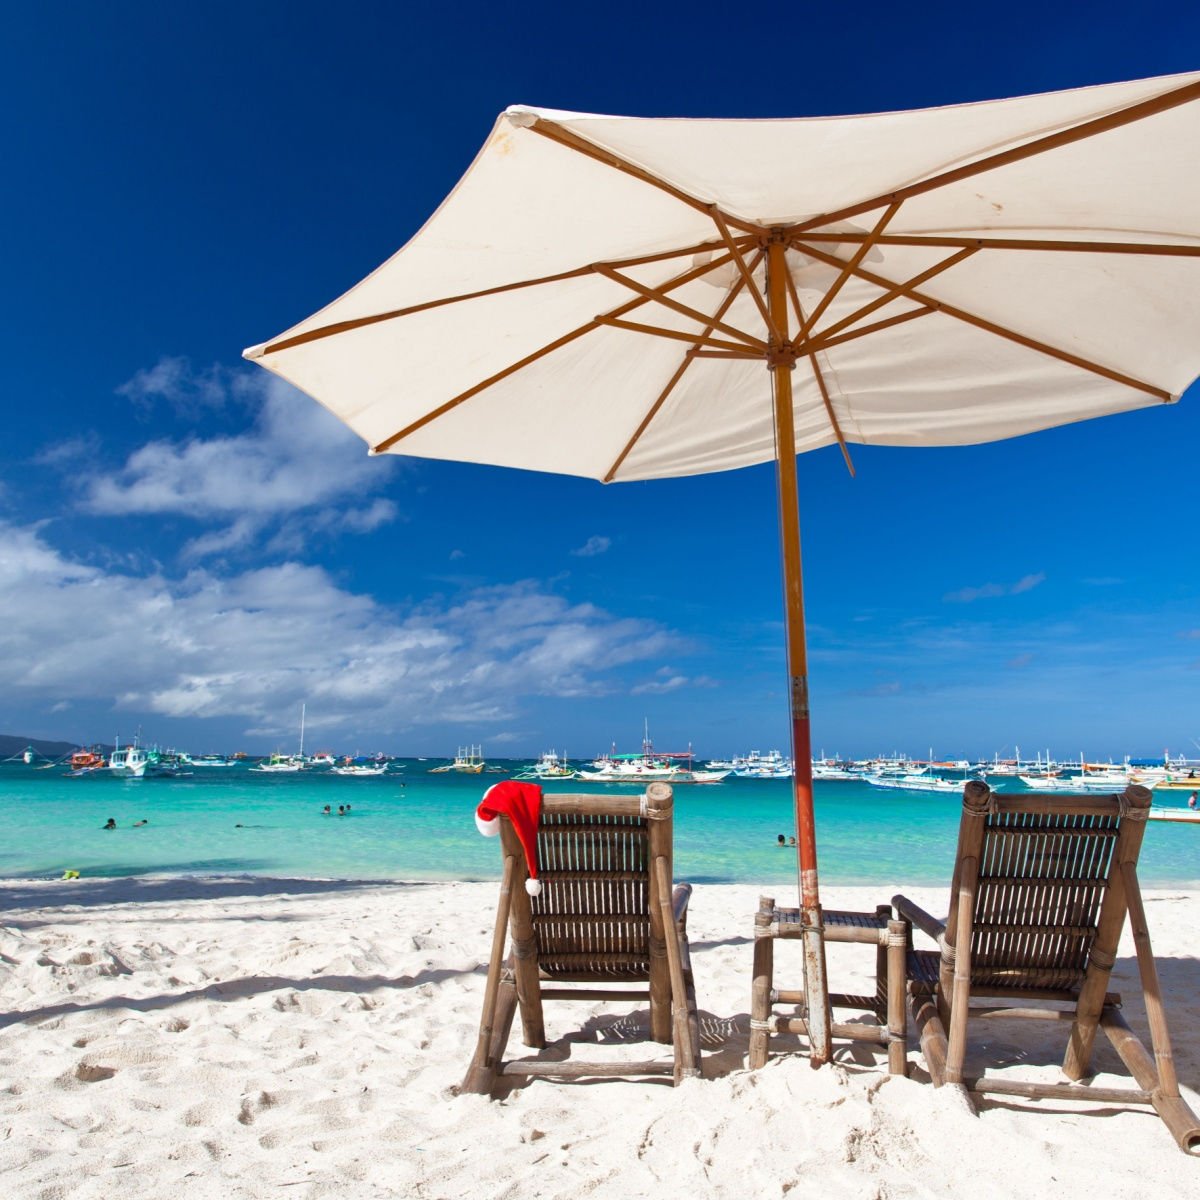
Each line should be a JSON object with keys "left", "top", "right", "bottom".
{"left": 1, "top": 761, "right": 1197, "bottom": 887}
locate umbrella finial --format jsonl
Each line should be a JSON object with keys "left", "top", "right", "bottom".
{"left": 505, "top": 107, "right": 538, "bottom": 129}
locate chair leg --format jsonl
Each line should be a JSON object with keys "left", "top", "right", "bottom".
{"left": 886, "top": 917, "right": 908, "bottom": 1077}
{"left": 1101, "top": 1007, "right": 1200, "bottom": 1153}
{"left": 462, "top": 975, "right": 518, "bottom": 1094}
{"left": 749, "top": 896, "right": 775, "bottom": 1069}
{"left": 653, "top": 858, "right": 699, "bottom": 1080}
{"left": 910, "top": 989, "right": 949, "bottom": 1088}
{"left": 462, "top": 860, "right": 516, "bottom": 1094}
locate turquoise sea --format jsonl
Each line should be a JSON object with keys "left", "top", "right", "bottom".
{"left": 1, "top": 762, "right": 1197, "bottom": 887}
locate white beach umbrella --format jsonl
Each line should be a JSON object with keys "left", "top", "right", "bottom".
{"left": 246, "top": 71, "right": 1200, "bottom": 1062}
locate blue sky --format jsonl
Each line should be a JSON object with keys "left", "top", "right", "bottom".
{"left": 1, "top": 2, "right": 1198, "bottom": 759}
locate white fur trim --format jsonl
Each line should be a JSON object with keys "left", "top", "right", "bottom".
{"left": 525, "top": 878, "right": 543, "bottom": 896}
{"left": 475, "top": 811, "right": 501, "bottom": 837}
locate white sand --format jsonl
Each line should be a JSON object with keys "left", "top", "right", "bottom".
{"left": 1, "top": 877, "right": 1198, "bottom": 1199}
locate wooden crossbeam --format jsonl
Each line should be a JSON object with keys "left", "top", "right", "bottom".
{"left": 259, "top": 235, "right": 749, "bottom": 357}
{"left": 797, "top": 201, "right": 901, "bottom": 340}
{"left": 796, "top": 231, "right": 1200, "bottom": 258}
{"left": 371, "top": 249, "right": 741, "bottom": 453}
{"left": 524, "top": 117, "right": 761, "bottom": 234}
{"left": 806, "top": 305, "right": 937, "bottom": 355}
{"left": 789, "top": 77, "right": 1200, "bottom": 238}
{"left": 787, "top": 283, "right": 855, "bottom": 476}
{"left": 593, "top": 264, "right": 767, "bottom": 350}
{"left": 793, "top": 242, "right": 1171, "bottom": 401}
{"left": 710, "top": 206, "right": 779, "bottom": 341}
{"left": 604, "top": 251, "right": 764, "bottom": 482}
{"left": 796, "top": 246, "right": 977, "bottom": 346}
{"left": 596, "top": 314, "right": 755, "bottom": 354}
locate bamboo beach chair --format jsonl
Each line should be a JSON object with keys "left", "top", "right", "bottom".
{"left": 462, "top": 782, "right": 701, "bottom": 1093}
{"left": 893, "top": 780, "right": 1200, "bottom": 1153}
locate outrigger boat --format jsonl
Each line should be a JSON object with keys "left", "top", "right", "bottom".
{"left": 429, "top": 745, "right": 486, "bottom": 773}
{"left": 515, "top": 750, "right": 578, "bottom": 780}
{"left": 578, "top": 724, "right": 729, "bottom": 784}
{"left": 330, "top": 757, "right": 389, "bottom": 776}
{"left": 66, "top": 748, "right": 109, "bottom": 776}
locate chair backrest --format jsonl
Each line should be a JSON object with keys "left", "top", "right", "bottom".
{"left": 498, "top": 782, "right": 674, "bottom": 981}
{"left": 945, "top": 781, "right": 1152, "bottom": 994}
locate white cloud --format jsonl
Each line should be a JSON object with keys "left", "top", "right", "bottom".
{"left": 115, "top": 355, "right": 242, "bottom": 417}
{"left": 943, "top": 572, "right": 1046, "bottom": 604}
{"left": 571, "top": 535, "right": 611, "bottom": 557}
{"left": 0, "top": 522, "right": 683, "bottom": 736}
{"left": 82, "top": 365, "right": 398, "bottom": 558}
{"left": 630, "top": 666, "right": 717, "bottom": 695}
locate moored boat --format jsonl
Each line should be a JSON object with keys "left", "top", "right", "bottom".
{"left": 330, "top": 757, "right": 389, "bottom": 776}
{"left": 429, "top": 745, "right": 486, "bottom": 773}
{"left": 108, "top": 740, "right": 149, "bottom": 778}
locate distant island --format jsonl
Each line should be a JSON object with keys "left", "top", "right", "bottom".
{"left": 0, "top": 733, "right": 84, "bottom": 759}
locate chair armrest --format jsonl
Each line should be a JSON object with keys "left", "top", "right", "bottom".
{"left": 672, "top": 883, "right": 693, "bottom": 929}
{"left": 892, "top": 893, "right": 946, "bottom": 941}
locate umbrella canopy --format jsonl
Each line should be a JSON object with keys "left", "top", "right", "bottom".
{"left": 246, "top": 70, "right": 1200, "bottom": 1062}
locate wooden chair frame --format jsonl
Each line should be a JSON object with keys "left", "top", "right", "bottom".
{"left": 894, "top": 781, "right": 1200, "bottom": 1154}
{"left": 462, "top": 782, "right": 700, "bottom": 1092}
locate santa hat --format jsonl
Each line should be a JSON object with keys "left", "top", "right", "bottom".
{"left": 475, "top": 780, "right": 544, "bottom": 896}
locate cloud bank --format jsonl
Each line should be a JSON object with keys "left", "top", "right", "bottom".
{"left": 0, "top": 522, "right": 682, "bottom": 738}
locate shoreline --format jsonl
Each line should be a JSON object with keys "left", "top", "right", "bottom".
{"left": 2, "top": 880, "right": 1198, "bottom": 1197}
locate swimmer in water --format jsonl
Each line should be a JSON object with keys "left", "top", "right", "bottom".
{"left": 102, "top": 818, "right": 116, "bottom": 830}
{"left": 132, "top": 819, "right": 148, "bottom": 827}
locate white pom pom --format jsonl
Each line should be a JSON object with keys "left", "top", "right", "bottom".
{"left": 475, "top": 812, "right": 501, "bottom": 837}
{"left": 525, "top": 878, "right": 542, "bottom": 896}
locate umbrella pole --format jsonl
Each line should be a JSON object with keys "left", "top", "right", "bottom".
{"left": 767, "top": 237, "right": 832, "bottom": 1065}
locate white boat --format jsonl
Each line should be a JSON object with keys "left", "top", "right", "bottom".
{"left": 516, "top": 750, "right": 578, "bottom": 780}
{"left": 866, "top": 769, "right": 960, "bottom": 794}
{"left": 190, "top": 755, "right": 234, "bottom": 768}
{"left": 429, "top": 745, "right": 486, "bottom": 773}
{"left": 579, "top": 722, "right": 726, "bottom": 784}
{"left": 812, "top": 759, "right": 856, "bottom": 781}
{"left": 330, "top": 758, "right": 389, "bottom": 776}
{"left": 577, "top": 757, "right": 681, "bottom": 782}
{"left": 1146, "top": 807, "right": 1200, "bottom": 823}
{"left": 108, "top": 739, "right": 149, "bottom": 778}
{"left": 1019, "top": 772, "right": 1077, "bottom": 791}
{"left": 254, "top": 705, "right": 309, "bottom": 772}
{"left": 733, "top": 750, "right": 793, "bottom": 779}
{"left": 253, "top": 753, "right": 304, "bottom": 773}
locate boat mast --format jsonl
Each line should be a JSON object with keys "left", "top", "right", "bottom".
{"left": 299, "top": 703, "right": 306, "bottom": 758}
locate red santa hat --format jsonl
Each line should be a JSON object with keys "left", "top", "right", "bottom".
{"left": 475, "top": 780, "right": 544, "bottom": 896}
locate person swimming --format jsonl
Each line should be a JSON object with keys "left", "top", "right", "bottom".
{"left": 102, "top": 818, "right": 116, "bottom": 830}
{"left": 322, "top": 805, "right": 332, "bottom": 815}
{"left": 132, "top": 819, "right": 148, "bottom": 827}
{"left": 777, "top": 833, "right": 786, "bottom": 846}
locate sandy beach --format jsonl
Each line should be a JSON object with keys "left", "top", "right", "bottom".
{"left": 1, "top": 877, "right": 1197, "bottom": 1198}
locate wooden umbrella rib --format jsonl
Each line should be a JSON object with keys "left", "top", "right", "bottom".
{"left": 596, "top": 314, "right": 758, "bottom": 355}
{"left": 260, "top": 235, "right": 749, "bottom": 356}
{"left": 789, "top": 77, "right": 1200, "bottom": 237}
{"left": 594, "top": 264, "right": 768, "bottom": 350}
{"left": 788, "top": 289, "right": 855, "bottom": 476}
{"left": 711, "top": 207, "right": 779, "bottom": 342}
{"left": 796, "top": 231, "right": 1200, "bottom": 257}
{"left": 526, "top": 117, "right": 761, "bottom": 234}
{"left": 603, "top": 252, "right": 762, "bottom": 482}
{"left": 792, "top": 242, "right": 1171, "bottom": 400}
{"left": 371, "top": 249, "right": 741, "bottom": 452}
{"left": 798, "top": 245, "right": 977, "bottom": 344}
{"left": 804, "top": 304, "right": 937, "bottom": 354}
{"left": 797, "top": 200, "right": 902, "bottom": 339}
